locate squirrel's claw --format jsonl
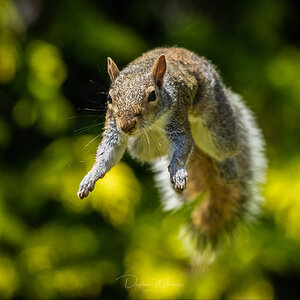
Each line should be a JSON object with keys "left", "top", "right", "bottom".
{"left": 77, "top": 173, "right": 95, "bottom": 199}
{"left": 77, "top": 170, "right": 105, "bottom": 199}
{"left": 171, "top": 168, "right": 188, "bottom": 192}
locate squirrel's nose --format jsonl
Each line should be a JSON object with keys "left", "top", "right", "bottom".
{"left": 120, "top": 119, "right": 137, "bottom": 134}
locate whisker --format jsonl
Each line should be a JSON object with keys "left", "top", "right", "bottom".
{"left": 81, "top": 97, "right": 108, "bottom": 109}
{"left": 96, "top": 91, "right": 109, "bottom": 95}
{"left": 77, "top": 108, "right": 103, "bottom": 112}
{"left": 65, "top": 114, "right": 99, "bottom": 120}
{"left": 141, "top": 120, "right": 164, "bottom": 159}
{"left": 92, "top": 114, "right": 103, "bottom": 125}
{"left": 74, "top": 122, "right": 104, "bottom": 134}
{"left": 84, "top": 132, "right": 102, "bottom": 148}
{"left": 149, "top": 123, "right": 167, "bottom": 134}
{"left": 154, "top": 127, "right": 167, "bottom": 135}
{"left": 142, "top": 127, "right": 150, "bottom": 149}
{"left": 89, "top": 79, "right": 107, "bottom": 91}
{"left": 148, "top": 131, "right": 162, "bottom": 159}
{"left": 97, "top": 64, "right": 110, "bottom": 87}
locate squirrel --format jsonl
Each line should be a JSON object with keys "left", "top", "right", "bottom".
{"left": 77, "top": 47, "right": 266, "bottom": 248}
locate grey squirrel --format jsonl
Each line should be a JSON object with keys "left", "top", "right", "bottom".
{"left": 77, "top": 47, "right": 266, "bottom": 247}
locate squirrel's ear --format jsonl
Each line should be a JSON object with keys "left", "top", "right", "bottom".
{"left": 107, "top": 57, "right": 120, "bottom": 82}
{"left": 152, "top": 55, "right": 166, "bottom": 88}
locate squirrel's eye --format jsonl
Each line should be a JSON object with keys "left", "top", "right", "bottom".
{"left": 107, "top": 94, "right": 112, "bottom": 104}
{"left": 148, "top": 90, "right": 156, "bottom": 102}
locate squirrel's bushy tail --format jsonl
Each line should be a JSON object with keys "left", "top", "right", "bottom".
{"left": 153, "top": 92, "right": 266, "bottom": 255}
{"left": 152, "top": 147, "right": 241, "bottom": 246}
{"left": 152, "top": 142, "right": 266, "bottom": 254}
{"left": 183, "top": 146, "right": 243, "bottom": 246}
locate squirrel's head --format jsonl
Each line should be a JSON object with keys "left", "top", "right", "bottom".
{"left": 106, "top": 55, "right": 167, "bottom": 135}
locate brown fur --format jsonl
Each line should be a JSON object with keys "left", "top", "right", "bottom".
{"left": 107, "top": 57, "right": 119, "bottom": 82}
{"left": 184, "top": 146, "right": 241, "bottom": 237}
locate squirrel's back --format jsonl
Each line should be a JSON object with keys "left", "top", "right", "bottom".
{"left": 129, "top": 47, "right": 217, "bottom": 88}
{"left": 131, "top": 47, "right": 202, "bottom": 65}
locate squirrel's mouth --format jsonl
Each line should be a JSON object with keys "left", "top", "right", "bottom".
{"left": 118, "top": 117, "right": 138, "bottom": 135}
{"left": 125, "top": 130, "right": 137, "bottom": 136}
{"left": 120, "top": 126, "right": 138, "bottom": 136}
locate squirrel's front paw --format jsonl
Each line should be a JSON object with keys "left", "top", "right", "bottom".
{"left": 77, "top": 170, "right": 105, "bottom": 199}
{"left": 169, "top": 167, "right": 188, "bottom": 191}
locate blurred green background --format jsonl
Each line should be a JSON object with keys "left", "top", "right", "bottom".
{"left": 1, "top": 0, "right": 300, "bottom": 299}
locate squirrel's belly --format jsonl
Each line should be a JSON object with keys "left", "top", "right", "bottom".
{"left": 127, "top": 129, "right": 169, "bottom": 162}
{"left": 189, "top": 116, "right": 216, "bottom": 159}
